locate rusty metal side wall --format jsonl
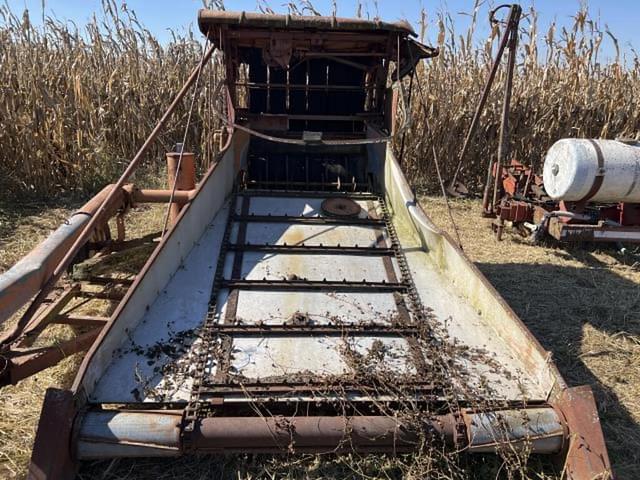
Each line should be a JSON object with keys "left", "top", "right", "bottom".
{"left": 72, "top": 131, "right": 250, "bottom": 397}
{"left": 381, "top": 144, "right": 562, "bottom": 398}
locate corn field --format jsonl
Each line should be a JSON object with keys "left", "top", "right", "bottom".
{"left": 0, "top": 1, "right": 222, "bottom": 200}
{"left": 1, "top": 1, "right": 639, "bottom": 200}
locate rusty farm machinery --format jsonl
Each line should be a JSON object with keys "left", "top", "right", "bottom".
{"left": 0, "top": 7, "right": 613, "bottom": 480}
{"left": 447, "top": 5, "right": 640, "bottom": 247}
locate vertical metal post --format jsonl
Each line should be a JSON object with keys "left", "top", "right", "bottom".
{"left": 451, "top": 6, "right": 516, "bottom": 195}
{"left": 491, "top": 5, "right": 521, "bottom": 212}
{"left": 480, "top": 4, "right": 521, "bottom": 216}
{"left": 166, "top": 151, "right": 196, "bottom": 226}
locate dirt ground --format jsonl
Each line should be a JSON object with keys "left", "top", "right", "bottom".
{"left": 0, "top": 196, "right": 638, "bottom": 479}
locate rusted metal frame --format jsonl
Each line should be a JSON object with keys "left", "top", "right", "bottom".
{"left": 223, "top": 30, "right": 394, "bottom": 44}
{"left": 221, "top": 279, "right": 407, "bottom": 293}
{"left": 18, "top": 284, "right": 81, "bottom": 343}
{"left": 0, "top": 185, "right": 124, "bottom": 328}
{"left": 7, "top": 44, "right": 218, "bottom": 348}
{"left": 12, "top": 274, "right": 126, "bottom": 351}
{"left": 247, "top": 113, "right": 379, "bottom": 121}
{"left": 54, "top": 315, "right": 109, "bottom": 327}
{"left": 199, "top": 380, "right": 435, "bottom": 394}
{"left": 552, "top": 385, "right": 613, "bottom": 479}
{"left": 247, "top": 180, "right": 367, "bottom": 190}
{"left": 239, "top": 189, "right": 376, "bottom": 199}
{"left": 451, "top": 6, "right": 520, "bottom": 194}
{"left": 205, "top": 324, "right": 419, "bottom": 336}
{"left": 227, "top": 243, "right": 394, "bottom": 255}
{"left": 29, "top": 388, "right": 77, "bottom": 479}
{"left": 490, "top": 5, "right": 521, "bottom": 216}
{"left": 232, "top": 214, "right": 384, "bottom": 226}
{"left": 75, "top": 290, "right": 125, "bottom": 301}
{"left": 86, "top": 231, "right": 159, "bottom": 253}
{"left": 238, "top": 82, "right": 374, "bottom": 91}
{"left": 2, "top": 328, "right": 101, "bottom": 386}
{"left": 311, "top": 54, "right": 370, "bottom": 72}
{"left": 303, "top": 52, "right": 387, "bottom": 58}
{"left": 81, "top": 276, "right": 134, "bottom": 286}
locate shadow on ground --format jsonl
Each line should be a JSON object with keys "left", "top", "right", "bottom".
{"left": 478, "top": 254, "right": 640, "bottom": 479}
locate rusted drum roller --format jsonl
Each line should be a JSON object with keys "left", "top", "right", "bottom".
{"left": 321, "top": 197, "right": 362, "bottom": 218}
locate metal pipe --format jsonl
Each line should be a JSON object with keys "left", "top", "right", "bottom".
{"left": 130, "top": 188, "right": 196, "bottom": 204}
{"left": 166, "top": 151, "right": 196, "bottom": 226}
{"left": 4, "top": 44, "right": 217, "bottom": 347}
{"left": 462, "top": 407, "right": 564, "bottom": 454}
{"left": 75, "top": 408, "right": 564, "bottom": 459}
{"left": 76, "top": 410, "right": 182, "bottom": 459}
{"left": 193, "top": 415, "right": 453, "bottom": 452}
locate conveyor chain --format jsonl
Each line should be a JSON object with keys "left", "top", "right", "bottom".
{"left": 183, "top": 190, "right": 428, "bottom": 451}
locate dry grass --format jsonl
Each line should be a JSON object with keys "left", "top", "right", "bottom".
{"left": 421, "top": 195, "right": 640, "bottom": 479}
{"left": 0, "top": 202, "right": 165, "bottom": 479}
{"left": 1, "top": 198, "right": 638, "bottom": 478}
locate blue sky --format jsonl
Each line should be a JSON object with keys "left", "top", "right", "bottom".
{"left": 5, "top": 0, "right": 638, "bottom": 60}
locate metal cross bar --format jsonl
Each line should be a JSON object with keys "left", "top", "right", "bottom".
{"left": 246, "top": 180, "right": 365, "bottom": 189}
{"left": 232, "top": 214, "right": 384, "bottom": 226}
{"left": 238, "top": 190, "right": 377, "bottom": 200}
{"left": 221, "top": 279, "right": 407, "bottom": 292}
{"left": 226, "top": 243, "right": 394, "bottom": 255}
{"left": 199, "top": 380, "right": 435, "bottom": 395}
{"left": 204, "top": 323, "right": 419, "bottom": 336}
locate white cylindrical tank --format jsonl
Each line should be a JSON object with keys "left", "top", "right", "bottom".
{"left": 543, "top": 138, "right": 640, "bottom": 202}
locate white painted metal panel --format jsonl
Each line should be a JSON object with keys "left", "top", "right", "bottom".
{"left": 240, "top": 223, "right": 384, "bottom": 247}
{"left": 90, "top": 202, "right": 231, "bottom": 403}
{"left": 75, "top": 135, "right": 244, "bottom": 396}
{"left": 239, "top": 252, "right": 393, "bottom": 282}
{"left": 229, "top": 336, "right": 414, "bottom": 381}
{"left": 85, "top": 147, "right": 558, "bottom": 405}
{"left": 230, "top": 336, "right": 349, "bottom": 379}
{"left": 240, "top": 196, "right": 377, "bottom": 219}
{"left": 234, "top": 291, "right": 398, "bottom": 325}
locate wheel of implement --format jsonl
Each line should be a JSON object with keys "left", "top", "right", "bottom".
{"left": 321, "top": 197, "right": 362, "bottom": 218}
